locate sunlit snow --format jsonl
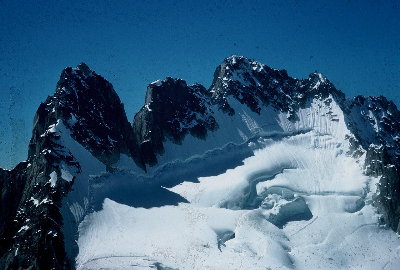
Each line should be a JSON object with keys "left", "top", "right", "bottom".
{"left": 74, "top": 97, "right": 400, "bottom": 269}
{"left": 76, "top": 132, "right": 400, "bottom": 269}
{"left": 49, "top": 171, "right": 58, "bottom": 187}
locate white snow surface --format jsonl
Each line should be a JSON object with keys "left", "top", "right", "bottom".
{"left": 49, "top": 171, "right": 58, "bottom": 187}
{"left": 75, "top": 98, "right": 400, "bottom": 269}
{"left": 170, "top": 133, "right": 366, "bottom": 207}
{"left": 55, "top": 122, "right": 105, "bottom": 222}
{"left": 152, "top": 95, "right": 350, "bottom": 174}
{"left": 47, "top": 120, "right": 107, "bottom": 260}
{"left": 152, "top": 98, "right": 283, "bottom": 172}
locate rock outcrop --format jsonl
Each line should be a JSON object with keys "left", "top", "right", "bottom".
{"left": 133, "top": 77, "right": 217, "bottom": 165}
{"left": 1, "top": 56, "right": 399, "bottom": 269}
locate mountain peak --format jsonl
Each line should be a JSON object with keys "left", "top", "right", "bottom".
{"left": 29, "top": 64, "right": 142, "bottom": 168}
{"left": 221, "top": 55, "right": 288, "bottom": 76}
{"left": 211, "top": 56, "right": 302, "bottom": 116}
{"left": 223, "top": 55, "right": 264, "bottom": 69}
{"left": 133, "top": 77, "right": 216, "bottom": 166}
{"left": 2, "top": 56, "right": 400, "bottom": 269}
{"left": 308, "top": 71, "right": 327, "bottom": 82}
{"left": 57, "top": 63, "right": 101, "bottom": 95}
{"left": 74, "top": 62, "right": 93, "bottom": 77}
{"left": 148, "top": 77, "right": 187, "bottom": 91}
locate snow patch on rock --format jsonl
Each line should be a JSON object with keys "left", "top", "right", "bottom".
{"left": 49, "top": 171, "right": 58, "bottom": 187}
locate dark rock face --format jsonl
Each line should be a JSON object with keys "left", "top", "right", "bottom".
{"left": 346, "top": 95, "right": 400, "bottom": 151}
{"left": 133, "top": 78, "right": 217, "bottom": 166}
{"left": 28, "top": 63, "right": 143, "bottom": 169}
{"left": 343, "top": 96, "right": 400, "bottom": 232}
{"left": 1, "top": 56, "right": 400, "bottom": 269}
{"left": 0, "top": 63, "right": 144, "bottom": 269}
{"left": 210, "top": 56, "right": 345, "bottom": 119}
{"left": 365, "top": 144, "right": 400, "bottom": 232}
{"left": 0, "top": 164, "right": 27, "bottom": 258}
{"left": 0, "top": 139, "right": 75, "bottom": 269}
{"left": 132, "top": 56, "right": 346, "bottom": 167}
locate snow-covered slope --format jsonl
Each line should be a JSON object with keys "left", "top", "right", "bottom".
{"left": 76, "top": 81, "right": 400, "bottom": 269}
{"left": 77, "top": 131, "right": 400, "bottom": 269}
{"left": 1, "top": 56, "right": 400, "bottom": 270}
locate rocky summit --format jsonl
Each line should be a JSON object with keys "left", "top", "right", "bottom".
{"left": 1, "top": 56, "right": 400, "bottom": 270}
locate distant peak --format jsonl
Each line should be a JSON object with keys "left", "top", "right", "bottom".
{"left": 223, "top": 55, "right": 255, "bottom": 63}
{"left": 72, "top": 62, "right": 94, "bottom": 77}
{"left": 308, "top": 71, "right": 327, "bottom": 82}
{"left": 144, "top": 77, "right": 206, "bottom": 107}
{"left": 222, "top": 55, "right": 265, "bottom": 71}
{"left": 224, "top": 55, "right": 250, "bottom": 63}
{"left": 76, "top": 62, "right": 91, "bottom": 72}
{"left": 210, "top": 56, "right": 287, "bottom": 93}
{"left": 57, "top": 63, "right": 96, "bottom": 89}
{"left": 305, "top": 72, "right": 329, "bottom": 89}
{"left": 149, "top": 77, "right": 187, "bottom": 88}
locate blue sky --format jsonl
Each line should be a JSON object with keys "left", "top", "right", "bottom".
{"left": 0, "top": 0, "right": 399, "bottom": 169}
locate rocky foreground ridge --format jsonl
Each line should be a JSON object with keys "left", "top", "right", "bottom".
{"left": 1, "top": 56, "right": 400, "bottom": 269}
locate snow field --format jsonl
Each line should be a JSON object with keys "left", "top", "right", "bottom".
{"left": 75, "top": 97, "right": 400, "bottom": 269}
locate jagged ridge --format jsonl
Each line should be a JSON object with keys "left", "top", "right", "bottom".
{"left": 1, "top": 56, "right": 400, "bottom": 270}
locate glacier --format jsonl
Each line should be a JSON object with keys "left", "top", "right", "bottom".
{"left": 2, "top": 56, "right": 400, "bottom": 270}
{"left": 74, "top": 96, "right": 400, "bottom": 269}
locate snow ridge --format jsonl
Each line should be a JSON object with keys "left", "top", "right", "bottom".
{"left": 2, "top": 56, "right": 400, "bottom": 270}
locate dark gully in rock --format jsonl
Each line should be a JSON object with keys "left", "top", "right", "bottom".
{"left": 1, "top": 56, "right": 399, "bottom": 269}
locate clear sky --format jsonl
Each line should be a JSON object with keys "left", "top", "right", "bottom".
{"left": 0, "top": 0, "right": 399, "bottom": 169}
